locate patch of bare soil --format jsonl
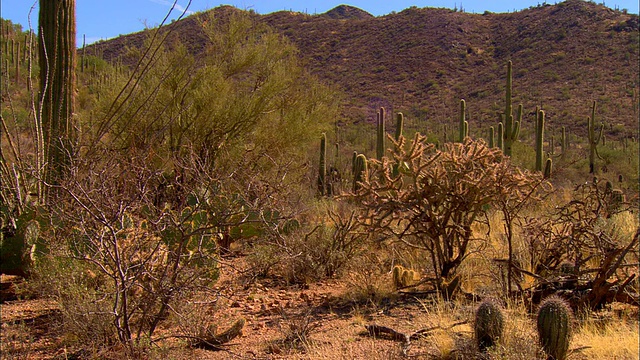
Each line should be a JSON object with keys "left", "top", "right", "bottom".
{"left": 2, "top": 259, "right": 638, "bottom": 359}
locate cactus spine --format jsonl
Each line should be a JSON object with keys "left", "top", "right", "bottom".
{"left": 474, "top": 300, "right": 505, "bottom": 352}
{"left": 318, "top": 133, "right": 327, "bottom": 196}
{"left": 537, "top": 295, "right": 572, "bottom": 360}
{"left": 588, "top": 101, "right": 604, "bottom": 174}
{"left": 376, "top": 107, "right": 386, "bottom": 160}
{"left": 502, "top": 61, "right": 521, "bottom": 156}
{"left": 535, "top": 110, "right": 545, "bottom": 172}
{"left": 459, "top": 99, "right": 468, "bottom": 142}
{"left": 353, "top": 154, "right": 368, "bottom": 192}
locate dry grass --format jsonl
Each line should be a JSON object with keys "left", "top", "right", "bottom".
{"left": 572, "top": 311, "right": 640, "bottom": 360}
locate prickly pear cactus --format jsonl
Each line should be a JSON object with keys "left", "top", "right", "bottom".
{"left": 474, "top": 299, "right": 505, "bottom": 351}
{"left": 537, "top": 295, "right": 572, "bottom": 360}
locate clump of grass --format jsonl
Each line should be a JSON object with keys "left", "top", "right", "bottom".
{"left": 573, "top": 315, "right": 639, "bottom": 359}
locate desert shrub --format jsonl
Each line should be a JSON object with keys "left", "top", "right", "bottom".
{"left": 523, "top": 180, "right": 639, "bottom": 310}
{"left": 247, "top": 201, "right": 368, "bottom": 284}
{"left": 352, "top": 135, "right": 548, "bottom": 295}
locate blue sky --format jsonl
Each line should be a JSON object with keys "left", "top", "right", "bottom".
{"left": 2, "top": 0, "right": 638, "bottom": 45}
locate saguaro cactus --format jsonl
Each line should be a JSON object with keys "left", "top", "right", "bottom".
{"left": 560, "top": 126, "right": 567, "bottom": 156}
{"left": 376, "top": 107, "right": 386, "bottom": 160}
{"left": 502, "top": 61, "right": 521, "bottom": 156}
{"left": 535, "top": 110, "right": 545, "bottom": 172}
{"left": 497, "top": 122, "right": 504, "bottom": 152}
{"left": 318, "top": 133, "right": 327, "bottom": 196}
{"left": 392, "top": 112, "right": 404, "bottom": 178}
{"left": 488, "top": 126, "right": 495, "bottom": 148}
{"left": 353, "top": 154, "right": 368, "bottom": 192}
{"left": 475, "top": 299, "right": 505, "bottom": 352}
{"left": 459, "top": 99, "right": 468, "bottom": 142}
{"left": 543, "top": 158, "right": 552, "bottom": 179}
{"left": 588, "top": 101, "right": 604, "bottom": 174}
{"left": 39, "top": 0, "right": 77, "bottom": 203}
{"left": 537, "top": 295, "right": 573, "bottom": 360}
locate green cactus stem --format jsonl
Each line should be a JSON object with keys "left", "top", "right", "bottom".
{"left": 543, "top": 158, "right": 552, "bottom": 179}
{"left": 459, "top": 99, "right": 468, "bottom": 142}
{"left": 488, "top": 126, "right": 495, "bottom": 148}
{"left": 535, "top": 110, "right": 545, "bottom": 172}
{"left": 392, "top": 113, "right": 405, "bottom": 178}
{"left": 588, "top": 101, "right": 604, "bottom": 174}
{"left": 475, "top": 299, "right": 505, "bottom": 352}
{"left": 502, "top": 61, "right": 521, "bottom": 156}
{"left": 351, "top": 150, "right": 357, "bottom": 176}
{"left": 353, "top": 154, "right": 368, "bottom": 192}
{"left": 39, "top": 0, "right": 77, "bottom": 203}
{"left": 318, "top": 133, "right": 327, "bottom": 196}
{"left": 537, "top": 295, "right": 572, "bottom": 360}
{"left": 395, "top": 112, "right": 404, "bottom": 142}
{"left": 497, "top": 122, "right": 504, "bottom": 152}
{"left": 561, "top": 126, "right": 567, "bottom": 156}
{"left": 376, "top": 107, "right": 386, "bottom": 160}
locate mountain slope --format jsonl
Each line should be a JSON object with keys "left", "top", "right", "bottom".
{"left": 88, "top": 0, "right": 639, "bottom": 139}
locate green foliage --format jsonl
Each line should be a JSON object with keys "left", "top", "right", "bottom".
{"left": 537, "top": 295, "right": 573, "bottom": 360}
{"left": 91, "top": 11, "right": 334, "bottom": 182}
{"left": 474, "top": 299, "right": 505, "bottom": 351}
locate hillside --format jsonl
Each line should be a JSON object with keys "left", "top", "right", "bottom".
{"left": 89, "top": 0, "right": 639, "bottom": 139}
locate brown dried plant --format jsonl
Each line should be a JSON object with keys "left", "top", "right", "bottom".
{"left": 352, "top": 134, "right": 548, "bottom": 295}
{"left": 523, "top": 180, "right": 639, "bottom": 310}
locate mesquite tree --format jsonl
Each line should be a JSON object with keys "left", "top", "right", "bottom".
{"left": 38, "top": 0, "right": 76, "bottom": 202}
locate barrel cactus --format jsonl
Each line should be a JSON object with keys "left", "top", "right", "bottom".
{"left": 474, "top": 299, "right": 505, "bottom": 352}
{"left": 537, "top": 295, "right": 573, "bottom": 360}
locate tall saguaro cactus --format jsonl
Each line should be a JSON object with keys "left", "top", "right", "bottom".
{"left": 392, "top": 112, "right": 404, "bottom": 178}
{"left": 376, "top": 107, "right": 385, "bottom": 160}
{"left": 502, "top": 61, "right": 521, "bottom": 156}
{"left": 353, "top": 154, "right": 368, "bottom": 192}
{"left": 587, "top": 101, "right": 604, "bottom": 174}
{"left": 535, "top": 110, "right": 545, "bottom": 172}
{"left": 497, "top": 122, "right": 504, "bottom": 152}
{"left": 459, "top": 99, "right": 468, "bottom": 142}
{"left": 318, "top": 133, "right": 327, "bottom": 196}
{"left": 38, "top": 0, "right": 77, "bottom": 203}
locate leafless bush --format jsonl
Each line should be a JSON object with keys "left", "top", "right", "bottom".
{"left": 246, "top": 201, "right": 368, "bottom": 284}
{"left": 40, "top": 149, "right": 221, "bottom": 350}
{"left": 523, "top": 180, "right": 639, "bottom": 310}
{"left": 352, "top": 135, "right": 545, "bottom": 295}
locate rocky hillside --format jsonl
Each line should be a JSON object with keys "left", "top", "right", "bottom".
{"left": 88, "top": 1, "right": 639, "bottom": 139}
